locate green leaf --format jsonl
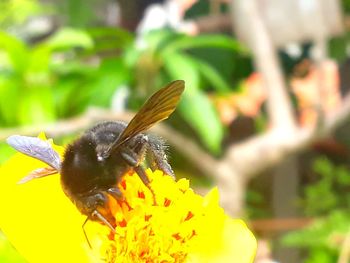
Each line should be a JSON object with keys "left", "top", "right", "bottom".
{"left": 191, "top": 56, "right": 231, "bottom": 93}
{"left": 88, "top": 27, "right": 132, "bottom": 39}
{"left": 46, "top": 28, "right": 94, "bottom": 51}
{"left": 313, "top": 157, "right": 333, "bottom": 179}
{"left": 304, "top": 249, "right": 337, "bottom": 263}
{"left": 163, "top": 51, "right": 223, "bottom": 153}
{"left": 54, "top": 78, "right": 80, "bottom": 117}
{"left": 0, "top": 0, "right": 41, "bottom": 29}
{"left": 144, "top": 30, "right": 177, "bottom": 51}
{"left": 28, "top": 45, "right": 51, "bottom": 73}
{"left": 0, "top": 31, "right": 29, "bottom": 73}
{"left": 18, "top": 88, "right": 56, "bottom": 125}
{"left": 62, "top": 0, "right": 95, "bottom": 27}
{"left": 162, "top": 34, "right": 246, "bottom": 55}
{"left": 53, "top": 63, "right": 98, "bottom": 117}
{"left": 163, "top": 52, "right": 200, "bottom": 93}
{"left": 328, "top": 34, "right": 349, "bottom": 62}
{"left": 336, "top": 167, "right": 350, "bottom": 186}
{"left": 178, "top": 91, "right": 223, "bottom": 154}
{"left": 283, "top": 211, "right": 350, "bottom": 249}
{"left": 52, "top": 61, "right": 96, "bottom": 76}
{"left": 0, "top": 77, "right": 20, "bottom": 126}
{"left": 87, "top": 27, "right": 133, "bottom": 49}
{"left": 88, "top": 58, "right": 130, "bottom": 107}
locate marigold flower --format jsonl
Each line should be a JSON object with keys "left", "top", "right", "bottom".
{"left": 0, "top": 135, "right": 256, "bottom": 263}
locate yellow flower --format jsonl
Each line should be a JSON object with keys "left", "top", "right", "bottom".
{"left": 0, "top": 136, "right": 256, "bottom": 263}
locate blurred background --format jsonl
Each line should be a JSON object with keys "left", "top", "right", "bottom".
{"left": 1, "top": 0, "right": 350, "bottom": 262}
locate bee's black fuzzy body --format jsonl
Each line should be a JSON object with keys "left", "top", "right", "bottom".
{"left": 60, "top": 121, "right": 173, "bottom": 219}
{"left": 60, "top": 122, "right": 126, "bottom": 215}
{"left": 61, "top": 122, "right": 147, "bottom": 216}
{"left": 6, "top": 80, "right": 184, "bottom": 233}
{"left": 61, "top": 122, "right": 127, "bottom": 195}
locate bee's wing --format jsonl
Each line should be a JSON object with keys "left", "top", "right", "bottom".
{"left": 7, "top": 135, "right": 61, "bottom": 170}
{"left": 17, "top": 166, "right": 58, "bottom": 184}
{"left": 103, "top": 80, "right": 184, "bottom": 158}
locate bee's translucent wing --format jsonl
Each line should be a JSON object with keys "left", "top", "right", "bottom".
{"left": 7, "top": 135, "right": 61, "bottom": 170}
{"left": 103, "top": 80, "right": 185, "bottom": 158}
{"left": 17, "top": 167, "right": 58, "bottom": 184}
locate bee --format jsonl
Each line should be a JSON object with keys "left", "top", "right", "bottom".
{"left": 7, "top": 80, "right": 184, "bottom": 245}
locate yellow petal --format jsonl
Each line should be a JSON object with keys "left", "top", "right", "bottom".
{"left": 0, "top": 141, "right": 105, "bottom": 263}
{"left": 186, "top": 189, "right": 256, "bottom": 263}
{"left": 187, "top": 219, "right": 256, "bottom": 263}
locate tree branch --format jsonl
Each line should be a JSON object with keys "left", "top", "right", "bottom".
{"left": 224, "top": 91, "right": 350, "bottom": 180}
{"left": 194, "top": 15, "right": 232, "bottom": 33}
{"left": 338, "top": 229, "right": 350, "bottom": 263}
{"left": 244, "top": 0, "right": 297, "bottom": 130}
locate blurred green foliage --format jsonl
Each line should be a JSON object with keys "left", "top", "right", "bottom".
{"left": 329, "top": 32, "right": 350, "bottom": 63}
{"left": 125, "top": 30, "right": 246, "bottom": 153}
{"left": 0, "top": 0, "right": 41, "bottom": 29}
{"left": 0, "top": 28, "right": 96, "bottom": 126}
{"left": 328, "top": 0, "right": 350, "bottom": 62}
{"left": 58, "top": 0, "right": 97, "bottom": 27}
{"left": 283, "top": 157, "right": 350, "bottom": 262}
{"left": 0, "top": 27, "right": 247, "bottom": 153}
{"left": 342, "top": 0, "right": 350, "bottom": 13}
{"left": 245, "top": 189, "right": 271, "bottom": 219}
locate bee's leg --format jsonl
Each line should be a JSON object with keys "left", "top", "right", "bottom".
{"left": 120, "top": 147, "right": 150, "bottom": 183}
{"left": 82, "top": 211, "right": 116, "bottom": 249}
{"left": 120, "top": 148, "right": 151, "bottom": 186}
{"left": 120, "top": 135, "right": 148, "bottom": 167}
{"left": 134, "top": 165, "right": 157, "bottom": 205}
{"left": 80, "top": 192, "right": 116, "bottom": 233}
{"left": 92, "top": 210, "right": 116, "bottom": 233}
{"left": 121, "top": 156, "right": 156, "bottom": 204}
{"left": 107, "top": 187, "right": 123, "bottom": 201}
{"left": 133, "top": 165, "right": 150, "bottom": 185}
{"left": 120, "top": 141, "right": 157, "bottom": 203}
{"left": 146, "top": 135, "right": 175, "bottom": 178}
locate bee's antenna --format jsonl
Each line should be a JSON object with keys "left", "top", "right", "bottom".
{"left": 82, "top": 217, "right": 92, "bottom": 249}
{"left": 92, "top": 210, "right": 116, "bottom": 233}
